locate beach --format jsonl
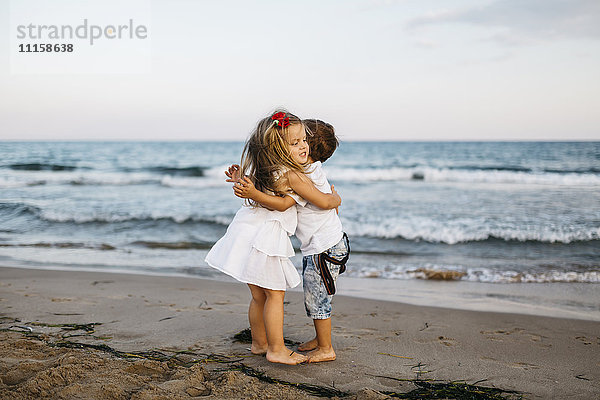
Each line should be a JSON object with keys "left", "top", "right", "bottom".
{"left": 3, "top": 0, "right": 600, "bottom": 395}
{"left": 1, "top": 266, "right": 598, "bottom": 399}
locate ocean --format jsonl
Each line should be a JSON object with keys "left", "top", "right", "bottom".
{"left": 1, "top": 141, "right": 599, "bottom": 318}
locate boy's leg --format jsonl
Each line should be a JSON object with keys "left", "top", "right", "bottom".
{"left": 299, "top": 256, "right": 319, "bottom": 351}
{"left": 263, "top": 288, "right": 307, "bottom": 365}
{"left": 299, "top": 255, "right": 336, "bottom": 360}
{"left": 308, "top": 317, "right": 336, "bottom": 363}
{"left": 247, "top": 284, "right": 267, "bottom": 354}
{"left": 298, "top": 336, "right": 318, "bottom": 351}
{"left": 300, "top": 236, "right": 349, "bottom": 361}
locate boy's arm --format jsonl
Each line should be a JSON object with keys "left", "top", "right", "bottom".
{"left": 287, "top": 171, "right": 341, "bottom": 210}
{"left": 233, "top": 176, "right": 296, "bottom": 212}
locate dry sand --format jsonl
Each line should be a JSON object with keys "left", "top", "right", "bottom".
{"left": 1, "top": 266, "right": 598, "bottom": 399}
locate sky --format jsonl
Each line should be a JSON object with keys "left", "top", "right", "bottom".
{"left": 1, "top": 0, "right": 599, "bottom": 141}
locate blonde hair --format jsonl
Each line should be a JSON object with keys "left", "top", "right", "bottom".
{"left": 241, "top": 109, "right": 306, "bottom": 206}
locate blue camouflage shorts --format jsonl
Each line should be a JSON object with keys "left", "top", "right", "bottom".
{"left": 302, "top": 236, "right": 349, "bottom": 319}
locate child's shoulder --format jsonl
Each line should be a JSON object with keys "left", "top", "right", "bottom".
{"left": 307, "top": 162, "right": 328, "bottom": 182}
{"left": 304, "top": 161, "right": 323, "bottom": 175}
{"left": 308, "top": 161, "right": 323, "bottom": 170}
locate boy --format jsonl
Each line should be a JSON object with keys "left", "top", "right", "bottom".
{"left": 229, "top": 119, "right": 349, "bottom": 363}
{"left": 292, "top": 119, "right": 349, "bottom": 363}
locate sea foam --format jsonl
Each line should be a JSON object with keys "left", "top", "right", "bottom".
{"left": 324, "top": 166, "right": 600, "bottom": 186}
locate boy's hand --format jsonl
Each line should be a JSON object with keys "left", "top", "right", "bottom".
{"left": 225, "top": 164, "right": 241, "bottom": 183}
{"left": 331, "top": 184, "right": 341, "bottom": 206}
{"left": 233, "top": 176, "right": 258, "bottom": 199}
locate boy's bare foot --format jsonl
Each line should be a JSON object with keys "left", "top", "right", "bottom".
{"left": 266, "top": 348, "right": 307, "bottom": 365}
{"left": 307, "top": 347, "right": 336, "bottom": 363}
{"left": 250, "top": 343, "right": 268, "bottom": 355}
{"left": 298, "top": 337, "right": 318, "bottom": 352}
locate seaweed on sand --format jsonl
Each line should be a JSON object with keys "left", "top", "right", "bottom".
{"left": 232, "top": 327, "right": 253, "bottom": 343}
{"left": 233, "top": 327, "right": 300, "bottom": 347}
{"left": 383, "top": 380, "right": 522, "bottom": 399}
{"left": 368, "top": 374, "right": 522, "bottom": 400}
{"left": 0, "top": 319, "right": 103, "bottom": 339}
{"left": 51, "top": 340, "right": 243, "bottom": 367}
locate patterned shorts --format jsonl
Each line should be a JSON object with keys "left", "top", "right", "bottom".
{"left": 302, "top": 236, "right": 349, "bottom": 319}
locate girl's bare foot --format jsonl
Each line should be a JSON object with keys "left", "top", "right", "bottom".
{"left": 250, "top": 343, "right": 268, "bottom": 355}
{"left": 298, "top": 337, "right": 318, "bottom": 352}
{"left": 266, "top": 348, "right": 307, "bottom": 365}
{"left": 308, "top": 347, "right": 336, "bottom": 363}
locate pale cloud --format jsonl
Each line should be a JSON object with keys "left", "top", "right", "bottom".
{"left": 356, "top": 0, "right": 409, "bottom": 12}
{"left": 414, "top": 38, "right": 439, "bottom": 48}
{"left": 407, "top": 0, "right": 600, "bottom": 45}
{"left": 365, "top": 0, "right": 405, "bottom": 5}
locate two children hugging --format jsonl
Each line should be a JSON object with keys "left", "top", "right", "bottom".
{"left": 205, "top": 110, "right": 349, "bottom": 365}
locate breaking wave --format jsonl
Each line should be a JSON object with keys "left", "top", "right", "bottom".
{"left": 0, "top": 166, "right": 230, "bottom": 188}
{"left": 0, "top": 201, "right": 233, "bottom": 226}
{"left": 3, "top": 200, "right": 597, "bottom": 244}
{"left": 325, "top": 166, "right": 600, "bottom": 186}
{"left": 341, "top": 217, "right": 600, "bottom": 244}
{"left": 4, "top": 163, "right": 598, "bottom": 188}
{"left": 350, "top": 264, "right": 600, "bottom": 283}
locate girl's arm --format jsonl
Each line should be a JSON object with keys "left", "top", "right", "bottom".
{"left": 233, "top": 177, "right": 296, "bottom": 212}
{"left": 227, "top": 164, "right": 293, "bottom": 210}
{"left": 287, "top": 171, "right": 341, "bottom": 210}
{"left": 225, "top": 164, "right": 241, "bottom": 183}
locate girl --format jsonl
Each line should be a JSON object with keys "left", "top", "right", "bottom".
{"left": 205, "top": 110, "right": 340, "bottom": 365}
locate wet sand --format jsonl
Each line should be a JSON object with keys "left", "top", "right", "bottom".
{"left": 1, "top": 266, "right": 599, "bottom": 399}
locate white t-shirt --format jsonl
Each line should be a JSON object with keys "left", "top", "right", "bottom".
{"left": 291, "top": 162, "right": 344, "bottom": 256}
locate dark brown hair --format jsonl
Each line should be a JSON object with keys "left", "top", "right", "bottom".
{"left": 303, "top": 119, "right": 338, "bottom": 162}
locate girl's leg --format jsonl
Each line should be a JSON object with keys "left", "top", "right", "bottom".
{"left": 263, "top": 288, "right": 307, "bottom": 365}
{"left": 247, "top": 284, "right": 267, "bottom": 354}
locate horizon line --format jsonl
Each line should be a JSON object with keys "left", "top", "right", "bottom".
{"left": 1, "top": 139, "right": 599, "bottom": 143}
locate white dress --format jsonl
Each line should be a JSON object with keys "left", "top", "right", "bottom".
{"left": 205, "top": 202, "right": 301, "bottom": 291}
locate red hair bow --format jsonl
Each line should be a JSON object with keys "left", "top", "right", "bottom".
{"left": 271, "top": 112, "right": 290, "bottom": 128}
